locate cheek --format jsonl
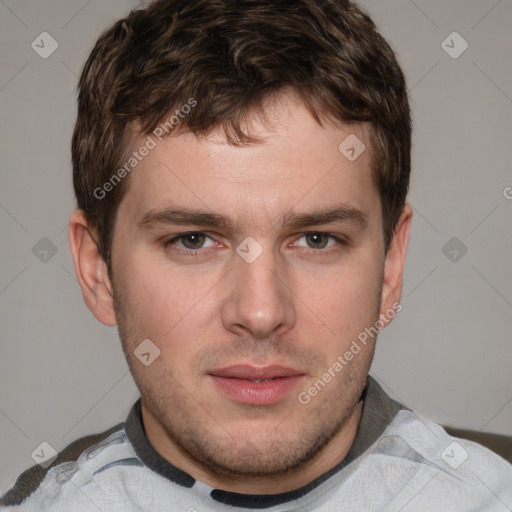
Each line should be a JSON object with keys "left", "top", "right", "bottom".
{"left": 115, "top": 253, "right": 223, "bottom": 341}
{"left": 296, "top": 257, "right": 382, "bottom": 346}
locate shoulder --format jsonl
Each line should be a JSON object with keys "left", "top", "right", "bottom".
{"left": 442, "top": 425, "right": 512, "bottom": 464}
{"left": 355, "top": 410, "right": 512, "bottom": 510}
{"left": 0, "top": 422, "right": 127, "bottom": 508}
{"left": 383, "top": 409, "right": 512, "bottom": 468}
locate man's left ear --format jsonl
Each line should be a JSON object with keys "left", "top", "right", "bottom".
{"left": 379, "top": 203, "right": 413, "bottom": 326}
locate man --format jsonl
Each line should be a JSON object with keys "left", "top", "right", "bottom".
{"left": 1, "top": 0, "right": 511, "bottom": 510}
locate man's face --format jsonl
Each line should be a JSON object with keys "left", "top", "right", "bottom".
{"left": 108, "top": 94, "right": 394, "bottom": 484}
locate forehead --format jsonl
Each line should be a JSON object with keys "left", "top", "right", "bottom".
{"left": 117, "top": 94, "right": 379, "bottom": 230}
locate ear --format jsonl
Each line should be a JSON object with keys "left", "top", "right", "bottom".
{"left": 68, "top": 209, "right": 117, "bottom": 326}
{"left": 378, "top": 203, "right": 412, "bottom": 327}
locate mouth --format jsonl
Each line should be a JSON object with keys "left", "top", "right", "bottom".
{"left": 208, "top": 365, "right": 306, "bottom": 406}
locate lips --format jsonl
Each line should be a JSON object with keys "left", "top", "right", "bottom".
{"left": 210, "top": 365, "right": 303, "bottom": 380}
{"left": 208, "top": 365, "right": 305, "bottom": 406}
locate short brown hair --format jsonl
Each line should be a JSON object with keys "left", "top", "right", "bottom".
{"left": 72, "top": 0, "right": 411, "bottom": 273}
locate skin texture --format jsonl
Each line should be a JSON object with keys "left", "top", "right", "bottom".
{"left": 69, "top": 92, "right": 412, "bottom": 494}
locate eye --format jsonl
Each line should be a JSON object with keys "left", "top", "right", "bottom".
{"left": 164, "top": 232, "right": 217, "bottom": 255}
{"left": 293, "top": 232, "right": 345, "bottom": 253}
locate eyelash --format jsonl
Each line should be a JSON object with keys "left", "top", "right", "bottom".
{"left": 163, "top": 231, "right": 346, "bottom": 258}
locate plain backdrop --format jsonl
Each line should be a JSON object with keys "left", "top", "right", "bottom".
{"left": 1, "top": 0, "right": 511, "bottom": 494}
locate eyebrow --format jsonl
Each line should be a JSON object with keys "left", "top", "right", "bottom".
{"left": 137, "top": 204, "right": 368, "bottom": 232}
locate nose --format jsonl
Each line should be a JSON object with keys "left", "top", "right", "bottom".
{"left": 221, "top": 241, "right": 296, "bottom": 339}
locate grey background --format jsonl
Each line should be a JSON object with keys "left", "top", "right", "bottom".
{"left": 1, "top": 0, "right": 511, "bottom": 494}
